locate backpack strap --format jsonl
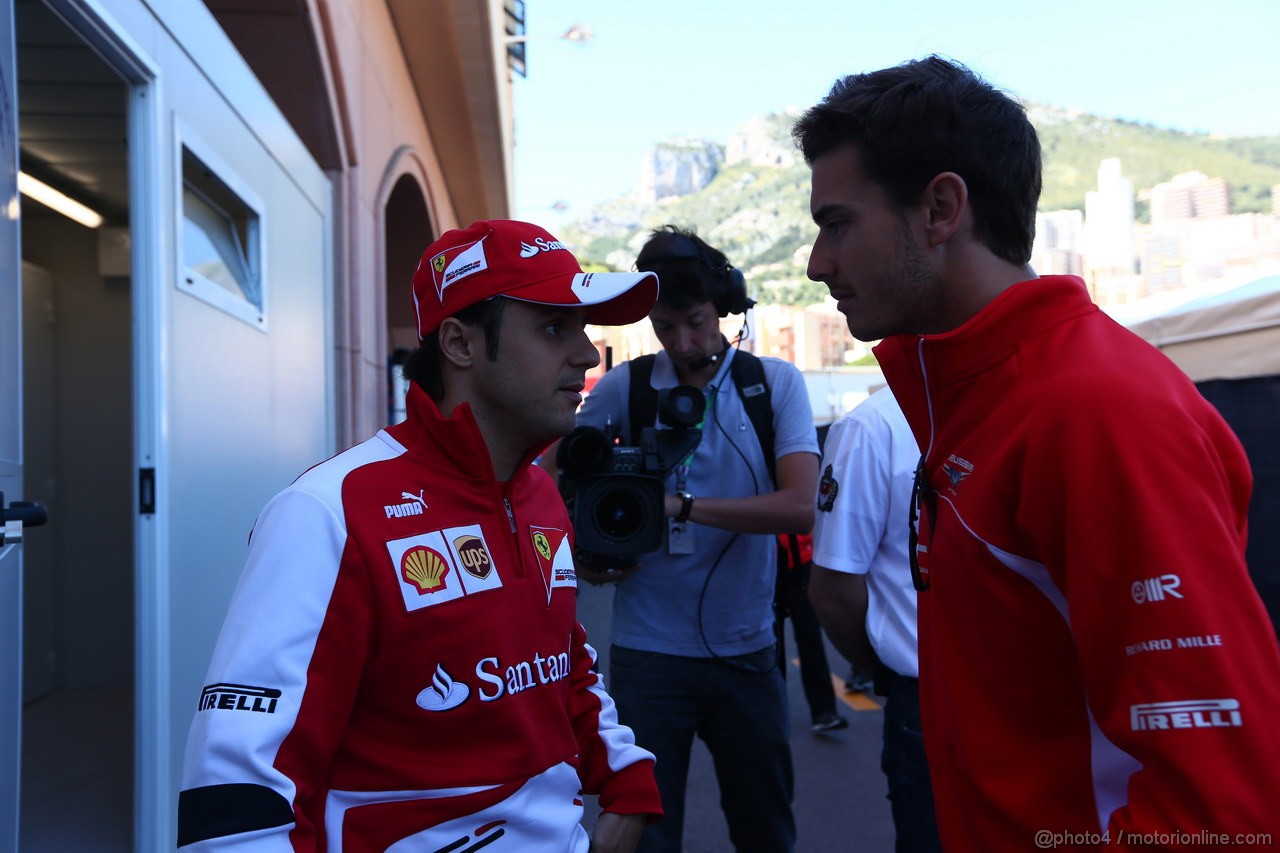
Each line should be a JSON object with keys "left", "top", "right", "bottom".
{"left": 626, "top": 354, "right": 659, "bottom": 445}
{"left": 729, "top": 350, "right": 776, "bottom": 487}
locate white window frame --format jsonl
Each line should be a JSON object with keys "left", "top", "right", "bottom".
{"left": 173, "top": 117, "right": 267, "bottom": 330}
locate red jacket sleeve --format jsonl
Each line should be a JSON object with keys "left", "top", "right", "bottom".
{"left": 1020, "top": 378, "right": 1280, "bottom": 845}
{"left": 565, "top": 621, "right": 662, "bottom": 820}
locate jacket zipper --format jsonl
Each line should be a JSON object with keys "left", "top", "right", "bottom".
{"left": 502, "top": 496, "right": 526, "bottom": 579}
{"left": 916, "top": 337, "right": 937, "bottom": 468}
{"left": 914, "top": 336, "right": 943, "bottom": 578}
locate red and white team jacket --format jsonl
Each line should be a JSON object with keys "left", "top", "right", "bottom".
{"left": 875, "top": 276, "right": 1280, "bottom": 851}
{"left": 179, "top": 384, "right": 660, "bottom": 851}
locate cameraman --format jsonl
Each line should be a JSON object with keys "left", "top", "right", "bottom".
{"left": 550, "top": 226, "right": 819, "bottom": 853}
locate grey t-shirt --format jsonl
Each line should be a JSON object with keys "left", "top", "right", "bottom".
{"left": 575, "top": 347, "right": 818, "bottom": 657}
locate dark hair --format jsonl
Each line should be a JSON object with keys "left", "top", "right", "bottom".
{"left": 401, "top": 297, "right": 508, "bottom": 401}
{"left": 792, "top": 56, "right": 1041, "bottom": 265}
{"left": 636, "top": 225, "right": 733, "bottom": 312}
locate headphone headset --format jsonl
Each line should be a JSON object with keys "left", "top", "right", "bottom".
{"left": 635, "top": 233, "right": 754, "bottom": 317}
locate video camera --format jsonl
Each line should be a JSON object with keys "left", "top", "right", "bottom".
{"left": 557, "top": 385, "right": 705, "bottom": 562}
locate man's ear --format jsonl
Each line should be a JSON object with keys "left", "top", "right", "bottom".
{"left": 437, "top": 316, "right": 477, "bottom": 369}
{"left": 921, "top": 171, "right": 968, "bottom": 248}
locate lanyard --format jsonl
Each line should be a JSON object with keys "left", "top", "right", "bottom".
{"left": 674, "top": 385, "right": 716, "bottom": 492}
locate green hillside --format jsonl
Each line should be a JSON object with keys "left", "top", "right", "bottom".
{"left": 559, "top": 107, "right": 1280, "bottom": 307}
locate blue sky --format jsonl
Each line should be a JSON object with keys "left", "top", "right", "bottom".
{"left": 511, "top": 0, "right": 1280, "bottom": 229}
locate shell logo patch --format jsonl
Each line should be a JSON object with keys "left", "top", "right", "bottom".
{"left": 402, "top": 546, "right": 450, "bottom": 593}
{"left": 454, "top": 534, "right": 493, "bottom": 579}
{"left": 386, "top": 524, "right": 503, "bottom": 612}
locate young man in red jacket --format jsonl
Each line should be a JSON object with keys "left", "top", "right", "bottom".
{"left": 178, "top": 220, "right": 662, "bottom": 851}
{"left": 795, "top": 57, "right": 1280, "bottom": 850}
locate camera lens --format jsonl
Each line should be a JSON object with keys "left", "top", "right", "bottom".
{"left": 558, "top": 426, "right": 611, "bottom": 475}
{"left": 657, "top": 385, "right": 705, "bottom": 428}
{"left": 595, "top": 487, "right": 645, "bottom": 540}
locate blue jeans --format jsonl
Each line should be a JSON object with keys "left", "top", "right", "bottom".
{"left": 609, "top": 645, "right": 796, "bottom": 853}
{"left": 882, "top": 675, "right": 942, "bottom": 853}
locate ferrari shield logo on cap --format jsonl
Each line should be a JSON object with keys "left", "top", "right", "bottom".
{"left": 429, "top": 236, "right": 489, "bottom": 299}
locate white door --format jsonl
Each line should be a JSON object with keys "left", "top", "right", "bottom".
{"left": 2, "top": 0, "right": 24, "bottom": 849}
{"left": 143, "top": 17, "right": 332, "bottom": 843}
{"left": 0, "top": 4, "right": 333, "bottom": 845}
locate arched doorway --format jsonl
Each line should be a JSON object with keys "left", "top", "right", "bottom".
{"left": 384, "top": 173, "right": 432, "bottom": 423}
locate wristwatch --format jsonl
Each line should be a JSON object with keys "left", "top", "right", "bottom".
{"left": 675, "top": 490, "right": 695, "bottom": 523}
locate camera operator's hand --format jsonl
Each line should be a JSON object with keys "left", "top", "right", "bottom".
{"left": 576, "top": 562, "right": 641, "bottom": 586}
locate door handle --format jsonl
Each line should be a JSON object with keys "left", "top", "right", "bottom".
{"left": 1, "top": 490, "right": 49, "bottom": 545}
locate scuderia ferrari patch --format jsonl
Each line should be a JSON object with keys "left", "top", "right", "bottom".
{"left": 429, "top": 236, "right": 488, "bottom": 299}
{"left": 530, "top": 526, "right": 575, "bottom": 604}
{"left": 386, "top": 524, "right": 503, "bottom": 612}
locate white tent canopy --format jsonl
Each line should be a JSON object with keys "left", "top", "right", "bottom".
{"left": 1118, "top": 273, "right": 1280, "bottom": 383}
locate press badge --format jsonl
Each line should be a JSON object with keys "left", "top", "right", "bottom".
{"left": 668, "top": 518, "right": 695, "bottom": 555}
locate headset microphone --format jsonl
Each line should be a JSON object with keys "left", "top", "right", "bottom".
{"left": 688, "top": 351, "right": 720, "bottom": 372}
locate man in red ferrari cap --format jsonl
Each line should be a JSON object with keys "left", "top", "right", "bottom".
{"left": 178, "top": 220, "right": 663, "bottom": 852}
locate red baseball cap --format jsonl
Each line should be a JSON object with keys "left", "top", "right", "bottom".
{"left": 412, "top": 220, "right": 659, "bottom": 338}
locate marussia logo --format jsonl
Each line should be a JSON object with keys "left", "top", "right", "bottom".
{"left": 942, "top": 464, "right": 970, "bottom": 491}
{"left": 942, "top": 454, "right": 973, "bottom": 494}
